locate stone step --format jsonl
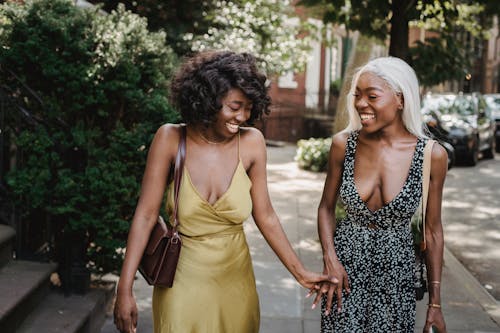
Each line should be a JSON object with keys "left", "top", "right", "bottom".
{"left": 0, "top": 224, "right": 15, "bottom": 268}
{"left": 16, "top": 283, "right": 115, "bottom": 333}
{"left": 0, "top": 260, "right": 57, "bottom": 333}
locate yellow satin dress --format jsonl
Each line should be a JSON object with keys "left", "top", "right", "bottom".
{"left": 152, "top": 149, "right": 259, "bottom": 332}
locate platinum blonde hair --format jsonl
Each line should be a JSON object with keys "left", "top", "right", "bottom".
{"left": 343, "top": 57, "right": 426, "bottom": 138}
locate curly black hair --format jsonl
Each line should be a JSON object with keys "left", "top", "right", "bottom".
{"left": 170, "top": 51, "right": 271, "bottom": 125}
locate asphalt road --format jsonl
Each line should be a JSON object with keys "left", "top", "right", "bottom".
{"left": 442, "top": 153, "right": 500, "bottom": 301}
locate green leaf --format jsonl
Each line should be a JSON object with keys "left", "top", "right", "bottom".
{"left": 1, "top": 0, "right": 178, "bottom": 274}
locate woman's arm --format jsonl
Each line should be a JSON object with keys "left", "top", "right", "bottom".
{"left": 423, "top": 142, "right": 448, "bottom": 333}
{"left": 114, "top": 124, "right": 178, "bottom": 333}
{"left": 243, "top": 128, "right": 336, "bottom": 290}
{"left": 314, "top": 132, "right": 350, "bottom": 314}
{"left": 317, "top": 133, "right": 347, "bottom": 267}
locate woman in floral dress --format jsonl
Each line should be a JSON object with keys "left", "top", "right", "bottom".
{"left": 314, "top": 57, "right": 447, "bottom": 332}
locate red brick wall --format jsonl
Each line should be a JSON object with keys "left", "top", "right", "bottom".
{"left": 255, "top": 105, "right": 306, "bottom": 142}
{"left": 409, "top": 27, "right": 440, "bottom": 46}
{"left": 256, "top": 73, "right": 308, "bottom": 142}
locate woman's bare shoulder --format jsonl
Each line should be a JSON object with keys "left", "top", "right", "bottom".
{"left": 431, "top": 141, "right": 448, "bottom": 170}
{"left": 239, "top": 127, "right": 266, "bottom": 168}
{"left": 240, "top": 126, "right": 266, "bottom": 150}
{"left": 331, "top": 131, "right": 350, "bottom": 150}
{"left": 156, "top": 123, "right": 183, "bottom": 138}
{"left": 151, "top": 123, "right": 183, "bottom": 154}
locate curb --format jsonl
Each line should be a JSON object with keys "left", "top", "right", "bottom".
{"left": 444, "top": 247, "right": 500, "bottom": 326}
{"left": 265, "top": 139, "right": 288, "bottom": 147}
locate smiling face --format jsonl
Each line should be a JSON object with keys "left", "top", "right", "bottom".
{"left": 354, "top": 72, "right": 404, "bottom": 133}
{"left": 212, "top": 88, "right": 252, "bottom": 137}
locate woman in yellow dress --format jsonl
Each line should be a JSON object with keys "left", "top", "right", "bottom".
{"left": 113, "top": 51, "right": 336, "bottom": 333}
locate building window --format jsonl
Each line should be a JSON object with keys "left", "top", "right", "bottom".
{"left": 278, "top": 71, "right": 298, "bottom": 89}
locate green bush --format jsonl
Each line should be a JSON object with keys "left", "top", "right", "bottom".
{"left": 294, "top": 137, "right": 345, "bottom": 220}
{"left": 329, "top": 78, "right": 342, "bottom": 96}
{"left": 1, "top": 0, "right": 178, "bottom": 274}
{"left": 295, "top": 137, "right": 332, "bottom": 172}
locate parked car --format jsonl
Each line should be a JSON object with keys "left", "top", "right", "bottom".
{"left": 421, "top": 108, "right": 456, "bottom": 169}
{"left": 440, "top": 140, "right": 456, "bottom": 170}
{"left": 484, "top": 93, "right": 500, "bottom": 153}
{"left": 421, "top": 92, "right": 495, "bottom": 166}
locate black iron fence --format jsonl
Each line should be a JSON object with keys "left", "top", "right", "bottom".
{"left": 0, "top": 76, "right": 52, "bottom": 262}
{"left": 1, "top": 69, "right": 90, "bottom": 294}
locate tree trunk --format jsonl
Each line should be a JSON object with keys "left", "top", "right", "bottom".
{"left": 389, "top": 0, "right": 410, "bottom": 61}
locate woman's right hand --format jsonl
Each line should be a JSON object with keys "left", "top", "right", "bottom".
{"left": 113, "top": 292, "right": 138, "bottom": 333}
{"left": 311, "top": 257, "right": 350, "bottom": 315}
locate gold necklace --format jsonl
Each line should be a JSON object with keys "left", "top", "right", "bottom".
{"left": 198, "top": 130, "right": 229, "bottom": 145}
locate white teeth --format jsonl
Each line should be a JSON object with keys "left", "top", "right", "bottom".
{"left": 360, "top": 114, "right": 375, "bottom": 121}
{"left": 227, "top": 123, "right": 239, "bottom": 130}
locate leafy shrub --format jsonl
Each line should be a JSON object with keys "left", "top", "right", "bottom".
{"left": 1, "top": 0, "right": 178, "bottom": 274}
{"left": 329, "top": 78, "right": 342, "bottom": 96}
{"left": 294, "top": 137, "right": 345, "bottom": 220}
{"left": 295, "top": 137, "right": 332, "bottom": 172}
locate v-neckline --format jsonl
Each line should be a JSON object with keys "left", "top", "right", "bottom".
{"left": 184, "top": 159, "right": 243, "bottom": 207}
{"left": 351, "top": 134, "right": 420, "bottom": 215}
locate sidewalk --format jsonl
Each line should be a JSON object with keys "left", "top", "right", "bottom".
{"left": 101, "top": 144, "right": 500, "bottom": 333}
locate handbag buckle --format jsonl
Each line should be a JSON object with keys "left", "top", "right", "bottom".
{"left": 171, "top": 233, "right": 180, "bottom": 244}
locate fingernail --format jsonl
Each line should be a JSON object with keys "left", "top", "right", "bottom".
{"left": 311, "top": 303, "right": 316, "bottom": 309}
{"left": 324, "top": 310, "right": 329, "bottom": 315}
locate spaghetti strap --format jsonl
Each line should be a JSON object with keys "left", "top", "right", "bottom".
{"left": 238, "top": 130, "right": 241, "bottom": 159}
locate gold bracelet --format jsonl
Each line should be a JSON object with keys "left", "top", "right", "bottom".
{"left": 428, "top": 303, "right": 441, "bottom": 308}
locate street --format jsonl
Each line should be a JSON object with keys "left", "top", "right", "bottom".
{"left": 249, "top": 145, "right": 500, "bottom": 331}
{"left": 442, "top": 154, "right": 500, "bottom": 301}
{"left": 100, "top": 145, "right": 500, "bottom": 333}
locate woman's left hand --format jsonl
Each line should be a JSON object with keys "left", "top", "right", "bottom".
{"left": 423, "top": 307, "right": 446, "bottom": 333}
{"left": 297, "top": 269, "right": 338, "bottom": 292}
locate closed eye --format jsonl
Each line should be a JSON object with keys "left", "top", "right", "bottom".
{"left": 227, "top": 103, "right": 252, "bottom": 112}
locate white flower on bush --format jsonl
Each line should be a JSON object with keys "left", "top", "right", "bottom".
{"left": 186, "top": 0, "right": 315, "bottom": 75}
{"left": 295, "top": 137, "right": 332, "bottom": 172}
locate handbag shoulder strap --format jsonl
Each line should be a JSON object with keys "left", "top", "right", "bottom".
{"left": 172, "top": 125, "right": 186, "bottom": 231}
{"left": 421, "top": 139, "right": 435, "bottom": 251}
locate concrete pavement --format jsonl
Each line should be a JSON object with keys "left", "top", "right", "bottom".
{"left": 440, "top": 156, "right": 500, "bottom": 301}
{"left": 101, "top": 144, "right": 500, "bottom": 333}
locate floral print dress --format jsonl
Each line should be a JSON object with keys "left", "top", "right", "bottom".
{"left": 321, "top": 131, "right": 425, "bottom": 333}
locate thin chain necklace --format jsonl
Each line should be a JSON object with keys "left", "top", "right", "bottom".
{"left": 198, "top": 130, "right": 230, "bottom": 145}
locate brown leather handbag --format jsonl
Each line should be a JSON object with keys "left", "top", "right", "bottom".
{"left": 138, "top": 126, "right": 186, "bottom": 287}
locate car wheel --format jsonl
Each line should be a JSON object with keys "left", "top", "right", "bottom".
{"left": 465, "top": 140, "right": 479, "bottom": 166}
{"left": 447, "top": 150, "right": 455, "bottom": 169}
{"left": 483, "top": 140, "right": 495, "bottom": 159}
{"left": 440, "top": 141, "right": 455, "bottom": 169}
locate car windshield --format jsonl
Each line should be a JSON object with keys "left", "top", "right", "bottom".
{"left": 422, "top": 94, "right": 475, "bottom": 116}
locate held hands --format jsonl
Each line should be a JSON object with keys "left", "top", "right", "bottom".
{"left": 296, "top": 269, "right": 338, "bottom": 291}
{"left": 297, "top": 269, "right": 339, "bottom": 309}
{"left": 113, "top": 292, "right": 138, "bottom": 333}
{"left": 308, "top": 257, "right": 350, "bottom": 315}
